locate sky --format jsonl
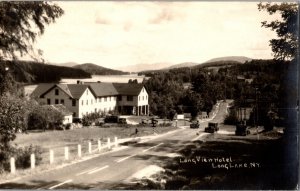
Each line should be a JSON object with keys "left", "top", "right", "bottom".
{"left": 31, "top": 1, "right": 280, "bottom": 69}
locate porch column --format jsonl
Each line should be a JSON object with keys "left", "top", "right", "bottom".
{"left": 147, "top": 105, "right": 149, "bottom": 116}
{"left": 136, "top": 106, "right": 139, "bottom": 116}
{"left": 139, "top": 106, "right": 142, "bottom": 116}
{"left": 143, "top": 105, "right": 146, "bottom": 116}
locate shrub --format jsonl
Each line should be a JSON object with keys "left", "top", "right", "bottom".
{"left": 27, "top": 105, "right": 63, "bottom": 131}
{"left": 0, "top": 145, "right": 14, "bottom": 173}
{"left": 14, "top": 145, "right": 43, "bottom": 169}
{"left": 82, "top": 112, "right": 104, "bottom": 126}
{"left": 0, "top": 145, "right": 43, "bottom": 173}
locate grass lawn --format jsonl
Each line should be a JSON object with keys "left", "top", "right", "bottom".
{"left": 12, "top": 125, "right": 177, "bottom": 165}
{"left": 14, "top": 126, "right": 176, "bottom": 149}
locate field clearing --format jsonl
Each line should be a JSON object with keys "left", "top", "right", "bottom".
{"left": 14, "top": 126, "right": 177, "bottom": 149}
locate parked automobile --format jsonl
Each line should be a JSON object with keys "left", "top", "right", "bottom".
{"left": 235, "top": 123, "right": 250, "bottom": 136}
{"left": 118, "top": 117, "right": 127, "bottom": 124}
{"left": 104, "top": 115, "right": 119, "bottom": 123}
{"left": 190, "top": 120, "right": 200, "bottom": 128}
{"left": 204, "top": 122, "right": 219, "bottom": 133}
{"left": 95, "top": 118, "right": 105, "bottom": 126}
{"left": 73, "top": 117, "right": 82, "bottom": 124}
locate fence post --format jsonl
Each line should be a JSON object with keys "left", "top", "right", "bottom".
{"left": 78, "top": 144, "right": 81, "bottom": 158}
{"left": 114, "top": 137, "right": 118, "bottom": 147}
{"left": 98, "top": 139, "right": 101, "bottom": 151}
{"left": 64, "top": 147, "right": 69, "bottom": 160}
{"left": 49, "top": 150, "right": 54, "bottom": 164}
{"left": 10, "top": 157, "right": 15, "bottom": 174}
{"left": 107, "top": 138, "right": 111, "bottom": 149}
{"left": 88, "top": 141, "right": 92, "bottom": 154}
{"left": 31, "top": 153, "right": 35, "bottom": 169}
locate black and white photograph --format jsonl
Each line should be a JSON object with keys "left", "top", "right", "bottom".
{"left": 0, "top": 1, "right": 299, "bottom": 190}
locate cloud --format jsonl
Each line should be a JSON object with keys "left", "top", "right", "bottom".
{"left": 123, "top": 21, "right": 132, "bottom": 32}
{"left": 31, "top": 1, "right": 278, "bottom": 68}
{"left": 95, "top": 16, "right": 111, "bottom": 25}
{"left": 149, "top": 8, "right": 175, "bottom": 24}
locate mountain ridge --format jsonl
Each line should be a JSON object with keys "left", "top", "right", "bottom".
{"left": 74, "top": 63, "right": 129, "bottom": 75}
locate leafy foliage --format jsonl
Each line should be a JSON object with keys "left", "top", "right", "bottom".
{"left": 82, "top": 112, "right": 105, "bottom": 126}
{"left": 0, "top": 145, "right": 43, "bottom": 173}
{"left": 0, "top": 1, "right": 64, "bottom": 60}
{"left": 0, "top": 60, "right": 91, "bottom": 83}
{"left": 0, "top": 2, "right": 64, "bottom": 173}
{"left": 258, "top": 3, "right": 298, "bottom": 61}
{"left": 145, "top": 59, "right": 287, "bottom": 128}
{"left": 27, "top": 104, "right": 64, "bottom": 131}
{"left": 0, "top": 95, "right": 28, "bottom": 149}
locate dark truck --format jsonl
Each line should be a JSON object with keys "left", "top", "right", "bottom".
{"left": 204, "top": 122, "right": 219, "bottom": 133}
{"left": 104, "top": 115, "right": 127, "bottom": 124}
{"left": 235, "top": 121, "right": 250, "bottom": 136}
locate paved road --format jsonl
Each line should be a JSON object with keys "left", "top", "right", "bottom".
{"left": 0, "top": 101, "right": 228, "bottom": 189}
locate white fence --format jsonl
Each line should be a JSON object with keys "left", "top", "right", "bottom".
{"left": 10, "top": 137, "right": 119, "bottom": 174}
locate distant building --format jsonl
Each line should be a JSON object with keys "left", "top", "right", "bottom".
{"left": 237, "top": 75, "right": 253, "bottom": 84}
{"left": 31, "top": 82, "right": 149, "bottom": 118}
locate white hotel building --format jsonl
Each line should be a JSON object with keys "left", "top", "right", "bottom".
{"left": 31, "top": 82, "right": 149, "bottom": 118}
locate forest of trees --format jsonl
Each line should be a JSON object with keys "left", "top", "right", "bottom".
{"left": 0, "top": 60, "right": 91, "bottom": 83}
{"left": 144, "top": 59, "right": 287, "bottom": 129}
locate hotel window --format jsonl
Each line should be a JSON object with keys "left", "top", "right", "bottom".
{"left": 99, "top": 98, "right": 101, "bottom": 102}
{"left": 73, "top": 112, "right": 76, "bottom": 117}
{"left": 55, "top": 99, "right": 59, "bottom": 104}
{"left": 146, "top": 95, "right": 147, "bottom": 100}
{"left": 86, "top": 89, "right": 88, "bottom": 95}
{"left": 95, "top": 108, "right": 97, "bottom": 112}
{"left": 104, "top": 97, "right": 107, "bottom": 102}
{"left": 60, "top": 99, "right": 64, "bottom": 105}
{"left": 127, "top": 96, "right": 133, "bottom": 101}
{"left": 91, "top": 99, "right": 93, "bottom": 104}
{"left": 86, "top": 100, "right": 88, "bottom": 105}
{"left": 139, "top": 96, "right": 140, "bottom": 101}
{"left": 55, "top": 89, "right": 59, "bottom": 95}
{"left": 47, "top": 99, "right": 51, "bottom": 105}
{"left": 117, "top": 95, "right": 122, "bottom": 101}
{"left": 72, "top": 99, "right": 76, "bottom": 106}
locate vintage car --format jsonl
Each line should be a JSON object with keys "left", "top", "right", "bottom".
{"left": 204, "top": 122, "right": 219, "bottom": 133}
{"left": 235, "top": 123, "right": 250, "bottom": 136}
{"left": 104, "top": 115, "right": 119, "bottom": 123}
{"left": 190, "top": 120, "right": 200, "bottom": 128}
{"left": 118, "top": 117, "right": 127, "bottom": 124}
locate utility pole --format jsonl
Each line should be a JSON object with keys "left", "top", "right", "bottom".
{"left": 255, "top": 87, "right": 259, "bottom": 139}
